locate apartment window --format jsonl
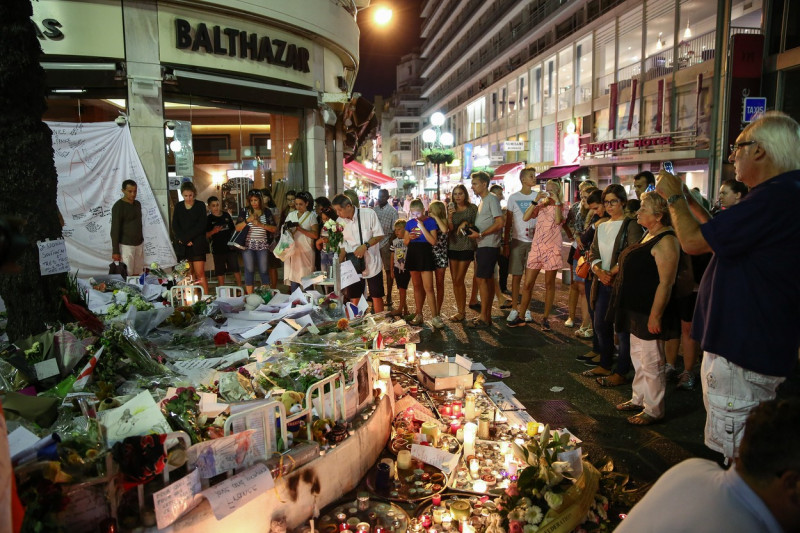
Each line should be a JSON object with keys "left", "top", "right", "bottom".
{"left": 519, "top": 75, "right": 528, "bottom": 109}
{"left": 558, "top": 45, "right": 574, "bottom": 111}
{"left": 531, "top": 65, "right": 542, "bottom": 119}
{"left": 542, "top": 123, "right": 556, "bottom": 162}
{"left": 594, "top": 22, "right": 615, "bottom": 96}
{"left": 617, "top": 6, "right": 643, "bottom": 85}
{"left": 575, "top": 35, "right": 593, "bottom": 104}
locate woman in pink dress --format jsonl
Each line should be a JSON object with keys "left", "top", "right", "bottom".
{"left": 509, "top": 179, "right": 566, "bottom": 331}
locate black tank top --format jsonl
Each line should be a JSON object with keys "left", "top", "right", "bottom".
{"left": 616, "top": 230, "right": 676, "bottom": 315}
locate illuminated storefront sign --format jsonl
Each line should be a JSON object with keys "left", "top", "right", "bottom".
{"left": 585, "top": 135, "right": 672, "bottom": 155}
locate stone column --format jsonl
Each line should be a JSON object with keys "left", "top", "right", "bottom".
{"left": 305, "top": 108, "right": 328, "bottom": 198}
{"left": 122, "top": 0, "right": 169, "bottom": 224}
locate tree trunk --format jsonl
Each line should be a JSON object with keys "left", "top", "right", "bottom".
{"left": 0, "top": 0, "right": 67, "bottom": 341}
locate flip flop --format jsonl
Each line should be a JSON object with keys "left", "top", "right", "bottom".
{"left": 581, "top": 368, "right": 611, "bottom": 378}
{"left": 596, "top": 374, "right": 627, "bottom": 387}
{"left": 627, "top": 412, "right": 661, "bottom": 425}
{"left": 466, "top": 319, "right": 490, "bottom": 329}
{"left": 616, "top": 400, "right": 644, "bottom": 412}
{"left": 448, "top": 313, "right": 465, "bottom": 322}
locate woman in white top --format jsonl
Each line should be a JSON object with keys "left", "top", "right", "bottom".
{"left": 282, "top": 191, "right": 319, "bottom": 292}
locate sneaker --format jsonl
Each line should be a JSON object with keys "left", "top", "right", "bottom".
{"left": 541, "top": 319, "right": 551, "bottom": 331}
{"left": 506, "top": 310, "right": 519, "bottom": 323}
{"left": 564, "top": 318, "right": 575, "bottom": 328}
{"left": 524, "top": 310, "right": 533, "bottom": 322}
{"left": 665, "top": 363, "right": 678, "bottom": 382}
{"left": 676, "top": 371, "right": 696, "bottom": 390}
{"left": 507, "top": 317, "right": 526, "bottom": 328}
{"left": 576, "top": 350, "right": 599, "bottom": 362}
{"left": 430, "top": 316, "right": 445, "bottom": 329}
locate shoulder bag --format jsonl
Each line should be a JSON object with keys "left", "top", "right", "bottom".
{"left": 345, "top": 209, "right": 367, "bottom": 274}
{"left": 228, "top": 209, "right": 250, "bottom": 250}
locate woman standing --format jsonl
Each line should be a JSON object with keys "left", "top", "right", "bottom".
{"left": 717, "top": 179, "right": 748, "bottom": 209}
{"left": 428, "top": 200, "right": 449, "bottom": 318}
{"left": 582, "top": 184, "right": 644, "bottom": 380}
{"left": 511, "top": 179, "right": 566, "bottom": 330}
{"left": 282, "top": 192, "right": 319, "bottom": 292}
{"left": 613, "top": 192, "right": 680, "bottom": 424}
{"left": 237, "top": 190, "right": 277, "bottom": 294}
{"left": 404, "top": 198, "right": 443, "bottom": 328}
{"left": 262, "top": 189, "right": 280, "bottom": 288}
{"left": 446, "top": 184, "right": 478, "bottom": 322}
{"left": 172, "top": 182, "right": 209, "bottom": 293}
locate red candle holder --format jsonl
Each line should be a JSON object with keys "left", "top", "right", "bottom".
{"left": 451, "top": 401, "right": 462, "bottom": 417}
{"left": 440, "top": 403, "right": 453, "bottom": 417}
{"left": 450, "top": 420, "right": 461, "bottom": 434}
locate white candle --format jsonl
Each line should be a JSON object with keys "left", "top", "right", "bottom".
{"left": 378, "top": 364, "right": 391, "bottom": 380}
{"left": 472, "top": 480, "right": 487, "bottom": 493}
{"left": 405, "top": 343, "right": 416, "bottom": 363}
{"left": 461, "top": 521, "right": 475, "bottom": 533}
{"left": 374, "top": 380, "right": 387, "bottom": 398}
{"left": 463, "top": 422, "right": 477, "bottom": 457}
{"left": 397, "top": 449, "right": 412, "bottom": 470}
{"left": 463, "top": 394, "right": 476, "bottom": 421}
{"left": 469, "top": 458, "right": 479, "bottom": 478}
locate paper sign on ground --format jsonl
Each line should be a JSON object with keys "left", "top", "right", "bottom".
{"left": 267, "top": 293, "right": 292, "bottom": 306}
{"left": 7, "top": 427, "right": 40, "bottom": 459}
{"left": 153, "top": 469, "right": 203, "bottom": 529}
{"left": 37, "top": 239, "right": 70, "bottom": 275}
{"left": 266, "top": 321, "right": 298, "bottom": 345}
{"left": 411, "top": 443, "right": 459, "bottom": 474}
{"left": 201, "top": 462, "right": 274, "bottom": 520}
{"left": 199, "top": 392, "right": 228, "bottom": 417}
{"left": 301, "top": 273, "right": 325, "bottom": 289}
{"left": 339, "top": 260, "right": 360, "bottom": 288}
{"left": 34, "top": 358, "right": 60, "bottom": 380}
{"left": 188, "top": 429, "right": 259, "bottom": 478}
{"left": 557, "top": 447, "right": 584, "bottom": 480}
{"left": 289, "top": 286, "right": 306, "bottom": 303}
{"left": 172, "top": 357, "right": 223, "bottom": 375}
{"left": 216, "top": 349, "right": 250, "bottom": 369}
{"left": 98, "top": 390, "right": 171, "bottom": 446}
{"left": 240, "top": 321, "right": 272, "bottom": 340}
{"left": 357, "top": 295, "right": 369, "bottom": 314}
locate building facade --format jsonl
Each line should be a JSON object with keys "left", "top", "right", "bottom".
{"left": 36, "top": 0, "right": 363, "bottom": 221}
{"left": 416, "top": 0, "right": 770, "bottom": 201}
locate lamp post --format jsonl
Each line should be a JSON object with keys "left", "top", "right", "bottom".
{"left": 422, "top": 112, "right": 454, "bottom": 199}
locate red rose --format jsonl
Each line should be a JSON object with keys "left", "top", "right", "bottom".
{"left": 214, "top": 332, "right": 233, "bottom": 345}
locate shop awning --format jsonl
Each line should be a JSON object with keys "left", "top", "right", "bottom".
{"left": 491, "top": 162, "right": 525, "bottom": 181}
{"left": 343, "top": 160, "right": 397, "bottom": 188}
{"left": 536, "top": 165, "right": 580, "bottom": 180}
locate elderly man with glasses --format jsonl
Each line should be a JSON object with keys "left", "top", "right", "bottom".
{"left": 656, "top": 111, "right": 800, "bottom": 461}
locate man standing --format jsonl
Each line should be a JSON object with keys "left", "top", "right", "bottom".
{"left": 373, "top": 189, "right": 398, "bottom": 308}
{"left": 110, "top": 179, "right": 144, "bottom": 275}
{"left": 505, "top": 168, "right": 538, "bottom": 325}
{"left": 332, "top": 194, "right": 386, "bottom": 313}
{"left": 466, "top": 171, "right": 504, "bottom": 329}
{"left": 633, "top": 170, "right": 656, "bottom": 199}
{"left": 656, "top": 111, "right": 800, "bottom": 460}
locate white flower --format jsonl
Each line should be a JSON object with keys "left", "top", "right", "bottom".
{"left": 115, "top": 291, "right": 128, "bottom": 305}
{"left": 524, "top": 506, "right": 543, "bottom": 525}
{"left": 518, "top": 497, "right": 532, "bottom": 509}
{"left": 544, "top": 491, "right": 564, "bottom": 510}
{"left": 523, "top": 524, "right": 539, "bottom": 533}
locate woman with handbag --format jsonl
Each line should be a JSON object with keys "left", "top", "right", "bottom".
{"left": 581, "top": 184, "right": 644, "bottom": 382}
{"left": 282, "top": 192, "right": 319, "bottom": 292}
{"left": 237, "top": 190, "right": 277, "bottom": 295}
{"left": 172, "top": 182, "right": 209, "bottom": 294}
{"left": 404, "top": 198, "right": 444, "bottom": 328}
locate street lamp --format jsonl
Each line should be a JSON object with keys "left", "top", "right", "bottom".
{"left": 422, "top": 112, "right": 454, "bottom": 199}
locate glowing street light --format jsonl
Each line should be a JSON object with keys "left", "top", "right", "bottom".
{"left": 373, "top": 6, "right": 393, "bottom": 25}
{"left": 422, "top": 111, "right": 454, "bottom": 198}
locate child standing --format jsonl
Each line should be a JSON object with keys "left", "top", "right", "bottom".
{"left": 206, "top": 196, "right": 243, "bottom": 288}
{"left": 389, "top": 219, "right": 409, "bottom": 317}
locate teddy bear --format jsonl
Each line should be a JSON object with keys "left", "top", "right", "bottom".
{"left": 281, "top": 391, "right": 306, "bottom": 442}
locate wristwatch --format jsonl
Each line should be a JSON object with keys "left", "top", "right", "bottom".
{"left": 364, "top": 242, "right": 370, "bottom": 250}
{"left": 667, "top": 194, "right": 684, "bottom": 205}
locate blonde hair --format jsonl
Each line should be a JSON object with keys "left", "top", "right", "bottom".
{"left": 409, "top": 199, "right": 425, "bottom": 212}
{"left": 394, "top": 218, "right": 407, "bottom": 230}
{"left": 640, "top": 191, "right": 671, "bottom": 226}
{"left": 429, "top": 200, "right": 447, "bottom": 221}
{"left": 547, "top": 179, "right": 564, "bottom": 203}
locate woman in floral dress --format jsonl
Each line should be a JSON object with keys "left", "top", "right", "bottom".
{"left": 429, "top": 200, "right": 449, "bottom": 319}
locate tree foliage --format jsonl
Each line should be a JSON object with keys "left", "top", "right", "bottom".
{"left": 0, "top": 0, "right": 67, "bottom": 340}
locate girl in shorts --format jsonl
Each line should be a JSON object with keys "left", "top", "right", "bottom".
{"left": 389, "top": 219, "right": 410, "bottom": 317}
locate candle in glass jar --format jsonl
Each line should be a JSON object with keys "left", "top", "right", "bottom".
{"left": 477, "top": 416, "right": 490, "bottom": 440}
{"left": 469, "top": 459, "right": 479, "bottom": 478}
{"left": 463, "top": 422, "right": 477, "bottom": 457}
{"left": 440, "top": 403, "right": 453, "bottom": 417}
{"left": 421, "top": 421, "right": 440, "bottom": 446}
{"left": 472, "top": 480, "right": 487, "bottom": 493}
{"left": 451, "top": 400, "right": 462, "bottom": 417}
{"left": 397, "top": 449, "right": 412, "bottom": 470}
{"left": 463, "top": 394, "right": 476, "bottom": 421}
{"left": 450, "top": 419, "right": 461, "bottom": 434}
{"left": 441, "top": 513, "right": 452, "bottom": 531}
{"left": 405, "top": 343, "right": 416, "bottom": 363}
{"left": 378, "top": 364, "right": 391, "bottom": 380}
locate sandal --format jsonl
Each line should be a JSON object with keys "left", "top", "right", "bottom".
{"left": 449, "top": 312, "right": 465, "bottom": 322}
{"left": 409, "top": 314, "right": 424, "bottom": 326}
{"left": 596, "top": 373, "right": 627, "bottom": 387}
{"left": 581, "top": 367, "right": 611, "bottom": 378}
{"left": 466, "top": 319, "right": 490, "bottom": 329}
{"left": 616, "top": 400, "right": 644, "bottom": 412}
{"left": 627, "top": 412, "right": 661, "bottom": 425}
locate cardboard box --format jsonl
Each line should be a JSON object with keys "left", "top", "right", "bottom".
{"left": 416, "top": 361, "right": 474, "bottom": 391}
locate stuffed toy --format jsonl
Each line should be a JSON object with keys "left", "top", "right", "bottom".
{"left": 281, "top": 391, "right": 306, "bottom": 440}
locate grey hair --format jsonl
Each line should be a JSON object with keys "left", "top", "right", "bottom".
{"left": 744, "top": 111, "right": 800, "bottom": 173}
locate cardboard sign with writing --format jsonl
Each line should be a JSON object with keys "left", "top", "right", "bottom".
{"left": 37, "top": 239, "right": 70, "bottom": 275}
{"left": 153, "top": 469, "right": 203, "bottom": 529}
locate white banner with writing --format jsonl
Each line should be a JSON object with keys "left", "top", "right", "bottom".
{"left": 49, "top": 121, "right": 176, "bottom": 277}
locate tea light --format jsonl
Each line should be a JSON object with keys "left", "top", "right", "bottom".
{"left": 469, "top": 458, "right": 479, "bottom": 478}
{"left": 405, "top": 343, "right": 417, "bottom": 363}
{"left": 472, "top": 480, "right": 487, "bottom": 493}
{"left": 378, "top": 364, "right": 391, "bottom": 380}
{"left": 397, "top": 450, "right": 412, "bottom": 471}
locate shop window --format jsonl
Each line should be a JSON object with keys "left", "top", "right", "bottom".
{"left": 575, "top": 35, "right": 593, "bottom": 104}
{"left": 44, "top": 97, "right": 126, "bottom": 122}
{"left": 594, "top": 22, "right": 615, "bottom": 96}
{"left": 542, "top": 123, "right": 556, "bottom": 162}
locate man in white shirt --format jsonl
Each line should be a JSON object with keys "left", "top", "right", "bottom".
{"left": 616, "top": 398, "right": 800, "bottom": 533}
{"left": 332, "top": 194, "right": 386, "bottom": 312}
{"left": 505, "top": 168, "right": 538, "bottom": 325}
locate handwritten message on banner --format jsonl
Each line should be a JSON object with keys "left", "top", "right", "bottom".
{"left": 153, "top": 469, "right": 203, "bottom": 529}
{"left": 201, "top": 462, "right": 275, "bottom": 520}
{"left": 37, "top": 239, "right": 70, "bottom": 275}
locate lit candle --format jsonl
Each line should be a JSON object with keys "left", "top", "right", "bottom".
{"left": 499, "top": 439, "right": 509, "bottom": 454}
{"left": 450, "top": 419, "right": 461, "bottom": 434}
{"left": 469, "top": 458, "right": 479, "bottom": 478}
{"left": 397, "top": 449, "right": 412, "bottom": 470}
{"left": 477, "top": 416, "right": 490, "bottom": 440}
{"left": 405, "top": 343, "right": 416, "bottom": 363}
{"left": 374, "top": 380, "right": 387, "bottom": 398}
{"left": 463, "top": 422, "right": 477, "bottom": 457}
{"left": 507, "top": 460, "right": 518, "bottom": 476}
{"left": 378, "top": 364, "right": 391, "bottom": 380}
{"left": 432, "top": 493, "right": 442, "bottom": 506}
{"left": 461, "top": 521, "right": 475, "bottom": 533}
{"left": 472, "top": 480, "right": 487, "bottom": 493}
{"left": 463, "top": 394, "right": 476, "bottom": 421}
{"left": 451, "top": 400, "right": 462, "bottom": 418}
{"left": 441, "top": 513, "right": 452, "bottom": 531}
{"left": 441, "top": 402, "right": 453, "bottom": 417}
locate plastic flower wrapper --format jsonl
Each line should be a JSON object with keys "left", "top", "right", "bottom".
{"left": 217, "top": 370, "right": 255, "bottom": 403}
{"left": 162, "top": 386, "right": 203, "bottom": 443}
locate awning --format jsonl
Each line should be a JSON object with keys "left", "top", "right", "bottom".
{"left": 491, "top": 162, "right": 525, "bottom": 181}
{"left": 343, "top": 160, "right": 397, "bottom": 188}
{"left": 536, "top": 165, "right": 580, "bottom": 180}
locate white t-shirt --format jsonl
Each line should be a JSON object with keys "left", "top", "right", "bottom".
{"left": 615, "top": 459, "right": 783, "bottom": 533}
{"left": 593, "top": 219, "right": 623, "bottom": 271}
{"left": 506, "top": 190, "right": 538, "bottom": 242}
{"left": 340, "top": 208, "right": 384, "bottom": 279}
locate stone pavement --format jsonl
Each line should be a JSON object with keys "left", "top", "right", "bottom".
{"left": 385, "top": 269, "right": 800, "bottom": 499}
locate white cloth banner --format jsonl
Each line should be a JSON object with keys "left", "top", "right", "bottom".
{"left": 50, "top": 121, "right": 176, "bottom": 277}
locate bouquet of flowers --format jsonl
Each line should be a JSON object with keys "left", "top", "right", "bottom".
{"left": 147, "top": 260, "right": 191, "bottom": 283}
{"left": 105, "top": 288, "right": 154, "bottom": 318}
{"left": 323, "top": 218, "right": 344, "bottom": 253}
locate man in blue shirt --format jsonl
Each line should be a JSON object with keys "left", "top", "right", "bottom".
{"left": 656, "top": 111, "right": 800, "bottom": 460}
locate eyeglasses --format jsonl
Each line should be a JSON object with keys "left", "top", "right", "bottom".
{"left": 603, "top": 199, "right": 621, "bottom": 206}
{"left": 729, "top": 140, "right": 757, "bottom": 154}
{"left": 247, "top": 190, "right": 262, "bottom": 197}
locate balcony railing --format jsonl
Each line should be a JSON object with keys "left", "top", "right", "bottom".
{"left": 644, "top": 48, "right": 674, "bottom": 81}
{"left": 558, "top": 87, "right": 573, "bottom": 111}
{"left": 595, "top": 71, "right": 614, "bottom": 96}
{"left": 676, "top": 30, "right": 716, "bottom": 71}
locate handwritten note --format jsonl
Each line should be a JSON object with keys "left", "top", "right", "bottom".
{"left": 172, "top": 357, "right": 223, "bottom": 375}
{"left": 201, "top": 462, "right": 274, "bottom": 520}
{"left": 37, "top": 239, "right": 70, "bottom": 275}
{"left": 153, "top": 469, "right": 203, "bottom": 529}
{"left": 411, "top": 444, "right": 459, "bottom": 474}
{"left": 187, "top": 430, "right": 259, "bottom": 479}
{"left": 339, "top": 260, "right": 361, "bottom": 288}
